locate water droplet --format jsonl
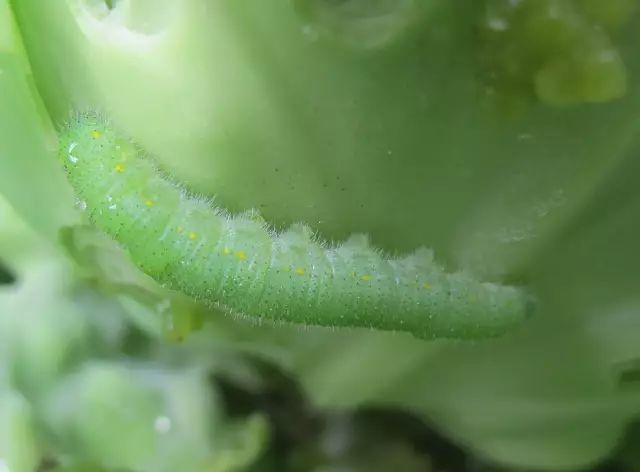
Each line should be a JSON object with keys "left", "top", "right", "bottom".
{"left": 154, "top": 415, "right": 172, "bottom": 434}
{"left": 302, "top": 24, "right": 319, "bottom": 41}
{"left": 487, "top": 17, "right": 508, "bottom": 31}
{"left": 156, "top": 299, "right": 171, "bottom": 314}
{"left": 550, "top": 188, "right": 567, "bottom": 206}
{"left": 596, "top": 49, "right": 618, "bottom": 64}
{"left": 68, "top": 142, "right": 79, "bottom": 164}
{"left": 75, "top": 199, "right": 87, "bottom": 211}
{"left": 547, "top": 4, "right": 561, "bottom": 19}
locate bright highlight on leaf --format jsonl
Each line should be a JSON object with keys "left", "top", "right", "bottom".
{"left": 477, "top": 0, "right": 634, "bottom": 108}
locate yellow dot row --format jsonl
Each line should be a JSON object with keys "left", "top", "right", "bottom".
{"left": 220, "top": 247, "right": 247, "bottom": 260}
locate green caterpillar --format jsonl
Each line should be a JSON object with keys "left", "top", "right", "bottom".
{"left": 58, "top": 112, "right": 532, "bottom": 339}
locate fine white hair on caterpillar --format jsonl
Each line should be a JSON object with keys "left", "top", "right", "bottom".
{"left": 58, "top": 111, "right": 533, "bottom": 339}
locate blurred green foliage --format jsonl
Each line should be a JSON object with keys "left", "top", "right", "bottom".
{"left": 2, "top": 0, "right": 640, "bottom": 470}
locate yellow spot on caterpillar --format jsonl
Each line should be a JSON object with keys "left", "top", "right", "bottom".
{"left": 188, "top": 232, "right": 198, "bottom": 241}
{"left": 222, "top": 247, "right": 231, "bottom": 256}
{"left": 144, "top": 199, "right": 155, "bottom": 207}
{"left": 90, "top": 130, "right": 102, "bottom": 139}
{"left": 176, "top": 226, "right": 184, "bottom": 234}
{"left": 235, "top": 250, "right": 247, "bottom": 261}
{"left": 360, "top": 274, "right": 372, "bottom": 281}
{"left": 422, "top": 282, "right": 432, "bottom": 289}
{"left": 295, "top": 267, "right": 306, "bottom": 276}
{"left": 114, "top": 163, "right": 125, "bottom": 173}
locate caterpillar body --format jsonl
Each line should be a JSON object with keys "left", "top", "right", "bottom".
{"left": 58, "top": 112, "right": 532, "bottom": 339}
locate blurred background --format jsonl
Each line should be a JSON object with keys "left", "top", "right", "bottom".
{"left": 2, "top": 1, "right": 640, "bottom": 470}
